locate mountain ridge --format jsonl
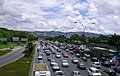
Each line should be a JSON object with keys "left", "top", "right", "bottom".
{"left": 28, "top": 31, "right": 110, "bottom": 37}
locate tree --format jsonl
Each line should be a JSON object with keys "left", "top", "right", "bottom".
{"left": 24, "top": 42, "right": 34, "bottom": 57}
{"left": 108, "top": 34, "right": 120, "bottom": 50}
{"left": 70, "top": 34, "right": 79, "bottom": 40}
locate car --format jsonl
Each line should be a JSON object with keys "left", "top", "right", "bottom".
{"left": 99, "top": 57, "right": 107, "bottom": 62}
{"left": 47, "top": 56, "right": 51, "bottom": 61}
{"left": 109, "top": 60, "right": 117, "bottom": 66}
{"left": 63, "top": 53, "right": 69, "bottom": 58}
{"left": 10, "top": 46, "right": 14, "bottom": 49}
{"left": 56, "top": 53, "right": 61, "bottom": 58}
{"left": 46, "top": 51, "right": 50, "bottom": 56}
{"left": 72, "top": 58, "right": 79, "bottom": 63}
{"left": 52, "top": 51, "right": 56, "bottom": 54}
{"left": 55, "top": 71, "right": 65, "bottom": 76}
{"left": 52, "top": 63, "right": 60, "bottom": 71}
{"left": 75, "top": 53, "right": 80, "bottom": 58}
{"left": 57, "top": 49, "right": 61, "bottom": 52}
{"left": 87, "top": 67, "right": 102, "bottom": 76}
{"left": 101, "top": 61, "right": 111, "bottom": 67}
{"left": 112, "top": 66, "right": 120, "bottom": 74}
{"left": 65, "top": 49, "right": 70, "bottom": 52}
{"left": 38, "top": 55, "right": 43, "bottom": 60}
{"left": 84, "top": 53, "right": 91, "bottom": 58}
{"left": 72, "top": 71, "right": 82, "bottom": 76}
{"left": 50, "top": 59, "right": 56, "bottom": 66}
{"left": 92, "top": 62, "right": 101, "bottom": 69}
{"left": 104, "top": 68, "right": 116, "bottom": 76}
{"left": 77, "top": 63, "right": 86, "bottom": 70}
{"left": 90, "top": 57, "right": 98, "bottom": 62}
{"left": 81, "top": 57, "right": 87, "bottom": 62}
{"left": 44, "top": 50, "right": 49, "bottom": 53}
{"left": 69, "top": 51, "right": 74, "bottom": 55}
{"left": 62, "top": 60, "right": 69, "bottom": 67}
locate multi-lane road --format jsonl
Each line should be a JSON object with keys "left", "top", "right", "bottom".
{"left": 33, "top": 42, "right": 112, "bottom": 76}
{"left": 0, "top": 46, "right": 25, "bottom": 67}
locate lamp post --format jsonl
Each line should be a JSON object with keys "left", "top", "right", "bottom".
{"left": 74, "top": 22, "right": 95, "bottom": 51}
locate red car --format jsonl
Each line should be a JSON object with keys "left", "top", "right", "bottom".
{"left": 73, "top": 49, "right": 80, "bottom": 53}
{"left": 63, "top": 53, "right": 69, "bottom": 58}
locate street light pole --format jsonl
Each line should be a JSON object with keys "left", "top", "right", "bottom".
{"left": 74, "top": 22, "right": 95, "bottom": 51}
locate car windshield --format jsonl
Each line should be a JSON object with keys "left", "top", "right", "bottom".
{"left": 93, "top": 70, "right": 100, "bottom": 73}
{"left": 95, "top": 63, "right": 100, "bottom": 65}
{"left": 54, "top": 64, "right": 58, "bottom": 67}
{"left": 74, "top": 72, "right": 80, "bottom": 75}
{"left": 57, "top": 72, "right": 64, "bottom": 75}
{"left": 80, "top": 64, "right": 85, "bottom": 66}
{"left": 63, "top": 60, "right": 67, "bottom": 63}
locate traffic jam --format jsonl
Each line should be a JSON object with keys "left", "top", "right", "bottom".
{"left": 33, "top": 41, "right": 120, "bottom": 76}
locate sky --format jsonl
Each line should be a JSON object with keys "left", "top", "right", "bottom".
{"left": 0, "top": 0, "right": 120, "bottom": 35}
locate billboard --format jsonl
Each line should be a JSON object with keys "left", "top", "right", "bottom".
{"left": 21, "top": 38, "right": 28, "bottom": 41}
{"left": 0, "top": 38, "right": 7, "bottom": 41}
{"left": 13, "top": 37, "right": 19, "bottom": 41}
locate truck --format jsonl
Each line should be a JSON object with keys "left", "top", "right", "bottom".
{"left": 34, "top": 63, "right": 51, "bottom": 76}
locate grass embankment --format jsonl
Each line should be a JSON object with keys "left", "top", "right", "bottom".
{"left": 0, "top": 45, "right": 35, "bottom": 76}
{"left": 0, "top": 42, "right": 27, "bottom": 49}
{"left": 0, "top": 50, "right": 12, "bottom": 56}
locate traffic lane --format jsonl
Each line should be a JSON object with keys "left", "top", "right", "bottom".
{"left": 0, "top": 47, "right": 25, "bottom": 67}
{"left": 48, "top": 52, "right": 88, "bottom": 76}
{"left": 54, "top": 47, "right": 88, "bottom": 76}
{"left": 44, "top": 53, "right": 73, "bottom": 76}
{"left": 0, "top": 46, "right": 23, "bottom": 60}
{"left": 77, "top": 57, "right": 109, "bottom": 76}
{"left": 64, "top": 51, "right": 109, "bottom": 76}
{"left": 64, "top": 56, "right": 88, "bottom": 76}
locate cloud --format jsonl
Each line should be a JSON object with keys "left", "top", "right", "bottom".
{"left": 0, "top": 0, "right": 120, "bottom": 34}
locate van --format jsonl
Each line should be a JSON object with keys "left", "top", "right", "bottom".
{"left": 87, "top": 67, "right": 102, "bottom": 76}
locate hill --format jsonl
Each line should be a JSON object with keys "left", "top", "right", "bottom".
{"left": 30, "top": 31, "right": 102, "bottom": 37}
{"left": 0, "top": 28, "right": 37, "bottom": 41}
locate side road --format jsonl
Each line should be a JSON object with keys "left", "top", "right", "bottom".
{"left": 0, "top": 46, "right": 25, "bottom": 67}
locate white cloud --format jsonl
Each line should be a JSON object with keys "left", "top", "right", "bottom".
{"left": 0, "top": 0, "right": 120, "bottom": 34}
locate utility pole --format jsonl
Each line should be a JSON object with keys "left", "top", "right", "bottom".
{"left": 74, "top": 22, "right": 95, "bottom": 51}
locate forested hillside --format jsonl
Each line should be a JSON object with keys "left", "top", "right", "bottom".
{"left": 0, "top": 28, "right": 37, "bottom": 41}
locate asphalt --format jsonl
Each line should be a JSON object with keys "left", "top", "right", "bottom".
{"left": 0, "top": 46, "right": 25, "bottom": 68}
{"left": 33, "top": 43, "right": 120, "bottom": 76}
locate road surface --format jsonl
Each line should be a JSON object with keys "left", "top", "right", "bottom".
{"left": 0, "top": 46, "right": 25, "bottom": 67}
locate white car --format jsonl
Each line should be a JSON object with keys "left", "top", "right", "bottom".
{"left": 72, "top": 58, "right": 79, "bottom": 63}
{"left": 38, "top": 55, "right": 43, "bottom": 59}
{"left": 84, "top": 53, "right": 90, "bottom": 58}
{"left": 56, "top": 53, "right": 61, "bottom": 58}
{"left": 52, "top": 63, "right": 60, "bottom": 71}
{"left": 92, "top": 62, "right": 101, "bottom": 68}
{"left": 50, "top": 59, "right": 56, "bottom": 66}
{"left": 62, "top": 60, "right": 69, "bottom": 67}
{"left": 55, "top": 71, "right": 65, "bottom": 76}
{"left": 88, "top": 67, "right": 102, "bottom": 76}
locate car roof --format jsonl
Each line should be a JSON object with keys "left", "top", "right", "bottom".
{"left": 79, "top": 63, "right": 84, "bottom": 65}
{"left": 63, "top": 60, "right": 67, "bottom": 61}
{"left": 56, "top": 71, "right": 63, "bottom": 73}
{"left": 73, "top": 71, "right": 80, "bottom": 73}
{"left": 93, "top": 62, "right": 99, "bottom": 64}
{"left": 105, "top": 68, "right": 114, "bottom": 71}
{"left": 89, "top": 67, "right": 98, "bottom": 71}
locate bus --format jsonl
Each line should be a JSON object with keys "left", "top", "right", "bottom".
{"left": 109, "top": 49, "right": 120, "bottom": 57}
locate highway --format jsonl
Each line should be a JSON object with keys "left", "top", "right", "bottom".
{"left": 0, "top": 46, "right": 25, "bottom": 67}
{"left": 34, "top": 43, "right": 99, "bottom": 76}
{"left": 33, "top": 42, "right": 120, "bottom": 76}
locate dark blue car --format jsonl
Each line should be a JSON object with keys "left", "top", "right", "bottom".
{"left": 104, "top": 68, "right": 116, "bottom": 76}
{"left": 113, "top": 66, "right": 120, "bottom": 74}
